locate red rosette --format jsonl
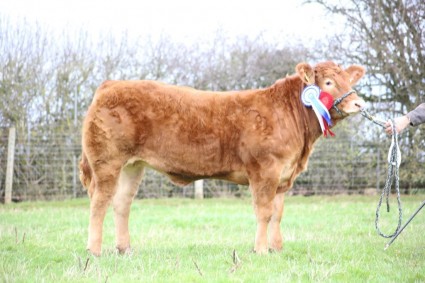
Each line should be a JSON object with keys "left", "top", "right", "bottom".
{"left": 319, "top": 91, "right": 334, "bottom": 110}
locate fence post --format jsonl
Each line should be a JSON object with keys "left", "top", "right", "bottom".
{"left": 5, "top": 127, "right": 16, "bottom": 204}
{"left": 72, "top": 154, "right": 77, "bottom": 198}
{"left": 194, "top": 180, "right": 204, "bottom": 199}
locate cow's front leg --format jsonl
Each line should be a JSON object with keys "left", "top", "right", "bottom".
{"left": 269, "top": 190, "right": 285, "bottom": 251}
{"left": 252, "top": 193, "right": 274, "bottom": 254}
{"left": 248, "top": 159, "right": 282, "bottom": 254}
{"left": 250, "top": 178, "right": 279, "bottom": 254}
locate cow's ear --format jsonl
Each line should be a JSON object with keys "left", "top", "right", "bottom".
{"left": 345, "top": 65, "right": 365, "bottom": 86}
{"left": 296, "top": 63, "right": 315, "bottom": 85}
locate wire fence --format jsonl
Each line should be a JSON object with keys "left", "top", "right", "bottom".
{"left": 0, "top": 124, "right": 423, "bottom": 202}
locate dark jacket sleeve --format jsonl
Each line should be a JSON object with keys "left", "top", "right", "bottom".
{"left": 406, "top": 103, "right": 425, "bottom": 126}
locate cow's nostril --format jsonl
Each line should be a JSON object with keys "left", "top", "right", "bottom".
{"left": 354, "top": 101, "right": 366, "bottom": 109}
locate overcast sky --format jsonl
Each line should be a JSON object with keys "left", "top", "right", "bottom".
{"left": 0, "top": 0, "right": 342, "bottom": 45}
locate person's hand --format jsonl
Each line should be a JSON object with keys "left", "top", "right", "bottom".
{"left": 385, "top": 116, "right": 410, "bottom": 135}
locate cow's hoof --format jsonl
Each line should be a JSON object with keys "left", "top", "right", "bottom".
{"left": 253, "top": 248, "right": 269, "bottom": 255}
{"left": 269, "top": 245, "right": 283, "bottom": 253}
{"left": 87, "top": 248, "right": 101, "bottom": 257}
{"left": 268, "top": 247, "right": 282, "bottom": 253}
{"left": 116, "top": 246, "right": 133, "bottom": 255}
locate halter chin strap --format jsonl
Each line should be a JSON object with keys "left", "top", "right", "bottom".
{"left": 332, "top": 90, "right": 356, "bottom": 116}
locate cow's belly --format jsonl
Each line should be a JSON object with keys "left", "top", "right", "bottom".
{"left": 221, "top": 171, "right": 250, "bottom": 185}
{"left": 165, "top": 170, "right": 250, "bottom": 186}
{"left": 127, "top": 151, "right": 249, "bottom": 186}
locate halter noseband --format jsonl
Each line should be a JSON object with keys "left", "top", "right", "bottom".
{"left": 332, "top": 90, "right": 356, "bottom": 116}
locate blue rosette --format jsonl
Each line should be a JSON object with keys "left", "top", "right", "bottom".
{"left": 301, "top": 85, "right": 333, "bottom": 133}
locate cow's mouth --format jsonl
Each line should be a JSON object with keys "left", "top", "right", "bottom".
{"left": 332, "top": 90, "right": 356, "bottom": 116}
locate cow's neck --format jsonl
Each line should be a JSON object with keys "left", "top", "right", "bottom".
{"left": 268, "top": 75, "right": 335, "bottom": 146}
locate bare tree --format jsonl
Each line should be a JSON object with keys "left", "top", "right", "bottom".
{"left": 0, "top": 18, "right": 48, "bottom": 127}
{"left": 308, "top": 0, "right": 425, "bottom": 191}
{"left": 307, "top": 0, "right": 424, "bottom": 105}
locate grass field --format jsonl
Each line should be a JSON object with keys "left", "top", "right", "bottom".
{"left": 0, "top": 195, "right": 424, "bottom": 282}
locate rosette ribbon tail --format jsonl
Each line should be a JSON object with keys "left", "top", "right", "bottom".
{"left": 309, "top": 97, "right": 333, "bottom": 136}
{"left": 301, "top": 85, "right": 334, "bottom": 138}
{"left": 323, "top": 119, "right": 335, "bottom": 137}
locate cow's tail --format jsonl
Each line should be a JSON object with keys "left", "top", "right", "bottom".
{"left": 79, "top": 151, "right": 92, "bottom": 190}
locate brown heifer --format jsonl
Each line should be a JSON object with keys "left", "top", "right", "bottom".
{"left": 80, "top": 61, "right": 365, "bottom": 256}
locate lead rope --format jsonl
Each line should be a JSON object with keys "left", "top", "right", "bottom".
{"left": 360, "top": 110, "right": 403, "bottom": 238}
{"left": 374, "top": 119, "right": 402, "bottom": 238}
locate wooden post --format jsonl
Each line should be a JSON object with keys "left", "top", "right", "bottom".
{"left": 72, "top": 155, "right": 77, "bottom": 198}
{"left": 194, "top": 180, "right": 204, "bottom": 199}
{"left": 5, "top": 127, "right": 16, "bottom": 204}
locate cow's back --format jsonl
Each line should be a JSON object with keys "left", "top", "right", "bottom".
{"left": 83, "top": 80, "right": 263, "bottom": 182}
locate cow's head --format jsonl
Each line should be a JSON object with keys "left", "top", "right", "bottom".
{"left": 296, "top": 61, "right": 365, "bottom": 119}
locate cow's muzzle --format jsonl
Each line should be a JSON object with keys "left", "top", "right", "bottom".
{"left": 333, "top": 90, "right": 357, "bottom": 116}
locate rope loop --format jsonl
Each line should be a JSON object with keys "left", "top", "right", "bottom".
{"left": 375, "top": 119, "right": 403, "bottom": 238}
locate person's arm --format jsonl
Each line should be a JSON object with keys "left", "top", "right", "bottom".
{"left": 406, "top": 103, "right": 425, "bottom": 126}
{"left": 385, "top": 103, "right": 425, "bottom": 134}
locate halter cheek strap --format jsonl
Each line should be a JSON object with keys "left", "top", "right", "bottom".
{"left": 332, "top": 90, "right": 356, "bottom": 116}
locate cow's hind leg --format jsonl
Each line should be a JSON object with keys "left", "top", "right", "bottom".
{"left": 269, "top": 190, "right": 285, "bottom": 252}
{"left": 113, "top": 162, "right": 144, "bottom": 254}
{"left": 87, "top": 165, "right": 121, "bottom": 256}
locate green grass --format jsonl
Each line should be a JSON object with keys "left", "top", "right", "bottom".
{"left": 1, "top": 195, "right": 424, "bottom": 282}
